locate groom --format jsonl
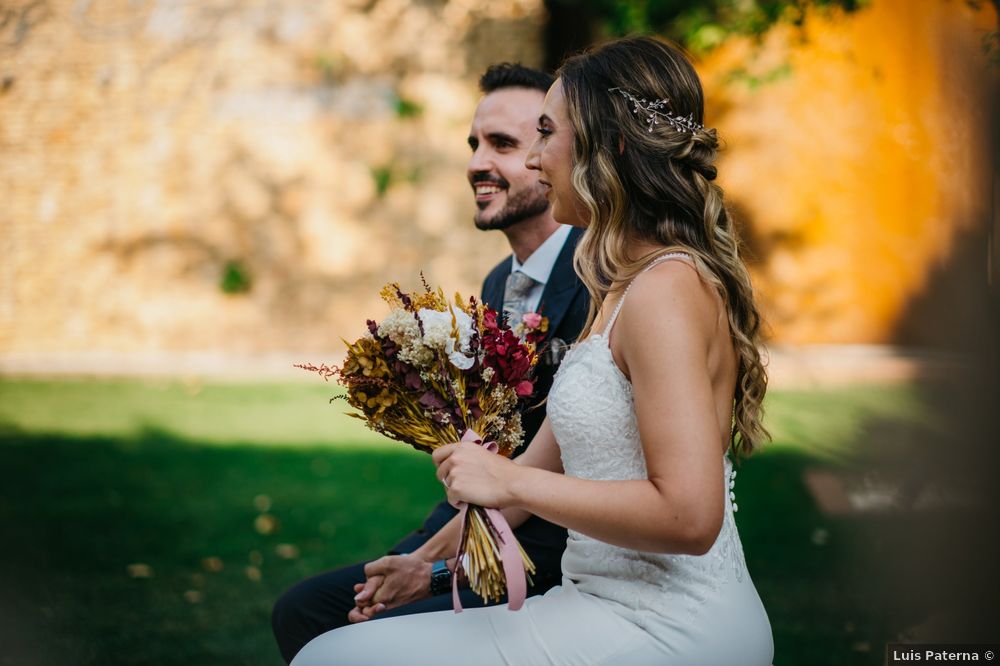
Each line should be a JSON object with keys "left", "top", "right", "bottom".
{"left": 271, "top": 63, "right": 588, "bottom": 664}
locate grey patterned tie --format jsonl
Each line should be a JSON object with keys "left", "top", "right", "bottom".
{"left": 502, "top": 270, "right": 539, "bottom": 330}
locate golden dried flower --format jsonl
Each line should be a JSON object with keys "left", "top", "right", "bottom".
{"left": 355, "top": 387, "right": 397, "bottom": 416}
{"left": 379, "top": 282, "right": 406, "bottom": 309}
{"left": 342, "top": 337, "right": 388, "bottom": 378}
{"left": 410, "top": 288, "right": 448, "bottom": 312}
{"left": 380, "top": 281, "right": 451, "bottom": 312}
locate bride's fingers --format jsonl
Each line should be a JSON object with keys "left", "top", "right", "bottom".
{"left": 435, "top": 457, "right": 453, "bottom": 487}
{"left": 431, "top": 443, "right": 458, "bottom": 467}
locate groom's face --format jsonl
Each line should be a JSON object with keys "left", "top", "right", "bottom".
{"left": 467, "top": 87, "right": 550, "bottom": 231}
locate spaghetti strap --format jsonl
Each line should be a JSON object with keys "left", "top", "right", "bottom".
{"left": 601, "top": 252, "right": 692, "bottom": 338}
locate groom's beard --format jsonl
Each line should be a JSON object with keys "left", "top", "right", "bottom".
{"left": 474, "top": 182, "right": 550, "bottom": 231}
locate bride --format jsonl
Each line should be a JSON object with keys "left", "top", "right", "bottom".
{"left": 293, "top": 35, "right": 774, "bottom": 665}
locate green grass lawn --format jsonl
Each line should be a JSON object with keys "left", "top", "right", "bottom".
{"left": 0, "top": 378, "right": 927, "bottom": 666}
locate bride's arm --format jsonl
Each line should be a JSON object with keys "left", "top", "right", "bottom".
{"left": 435, "top": 263, "right": 726, "bottom": 555}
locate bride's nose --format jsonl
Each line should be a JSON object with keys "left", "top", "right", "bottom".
{"left": 525, "top": 138, "right": 542, "bottom": 172}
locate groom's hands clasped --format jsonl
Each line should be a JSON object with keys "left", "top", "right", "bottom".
{"left": 348, "top": 554, "right": 434, "bottom": 623}
{"left": 349, "top": 441, "right": 520, "bottom": 623}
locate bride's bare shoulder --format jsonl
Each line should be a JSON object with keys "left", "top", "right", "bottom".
{"left": 621, "top": 259, "right": 720, "bottom": 338}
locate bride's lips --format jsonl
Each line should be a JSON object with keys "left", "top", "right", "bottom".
{"left": 538, "top": 179, "right": 552, "bottom": 196}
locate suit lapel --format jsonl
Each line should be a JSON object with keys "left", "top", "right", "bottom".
{"left": 537, "top": 227, "right": 583, "bottom": 337}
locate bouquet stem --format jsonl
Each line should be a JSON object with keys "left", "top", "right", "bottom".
{"left": 456, "top": 505, "right": 536, "bottom": 606}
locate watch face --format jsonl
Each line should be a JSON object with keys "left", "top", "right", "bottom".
{"left": 430, "top": 562, "right": 452, "bottom": 596}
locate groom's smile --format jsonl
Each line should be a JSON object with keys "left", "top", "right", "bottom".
{"left": 472, "top": 175, "right": 509, "bottom": 210}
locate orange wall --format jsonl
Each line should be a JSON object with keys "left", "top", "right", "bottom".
{"left": 701, "top": 0, "right": 996, "bottom": 344}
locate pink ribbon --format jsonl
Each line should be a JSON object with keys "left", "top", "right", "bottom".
{"left": 450, "top": 429, "right": 527, "bottom": 612}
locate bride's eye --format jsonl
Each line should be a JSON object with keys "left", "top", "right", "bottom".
{"left": 536, "top": 126, "right": 552, "bottom": 137}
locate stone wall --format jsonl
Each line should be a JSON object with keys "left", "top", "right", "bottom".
{"left": 0, "top": 0, "right": 545, "bottom": 354}
{"left": 1, "top": 0, "right": 995, "bottom": 358}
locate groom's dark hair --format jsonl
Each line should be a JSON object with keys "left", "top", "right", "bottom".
{"left": 479, "top": 63, "right": 554, "bottom": 95}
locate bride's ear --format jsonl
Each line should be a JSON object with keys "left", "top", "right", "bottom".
{"left": 617, "top": 134, "right": 625, "bottom": 155}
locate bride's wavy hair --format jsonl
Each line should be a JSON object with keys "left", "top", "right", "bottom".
{"left": 558, "top": 35, "right": 769, "bottom": 456}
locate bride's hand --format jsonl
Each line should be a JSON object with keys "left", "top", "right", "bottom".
{"left": 432, "top": 441, "right": 518, "bottom": 508}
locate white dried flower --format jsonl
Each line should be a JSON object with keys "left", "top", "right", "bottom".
{"left": 377, "top": 308, "right": 420, "bottom": 344}
{"left": 416, "top": 307, "right": 475, "bottom": 369}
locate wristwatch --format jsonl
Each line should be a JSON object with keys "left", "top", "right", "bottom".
{"left": 429, "top": 559, "right": 452, "bottom": 596}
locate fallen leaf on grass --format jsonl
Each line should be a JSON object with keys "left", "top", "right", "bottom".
{"left": 255, "top": 514, "right": 278, "bottom": 535}
{"left": 126, "top": 563, "right": 153, "bottom": 579}
{"left": 253, "top": 494, "right": 272, "bottom": 512}
{"left": 201, "top": 557, "right": 224, "bottom": 572}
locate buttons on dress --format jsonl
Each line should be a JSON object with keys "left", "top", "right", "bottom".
{"left": 728, "top": 468, "right": 738, "bottom": 512}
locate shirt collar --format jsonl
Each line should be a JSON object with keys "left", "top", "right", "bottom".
{"left": 510, "top": 224, "right": 572, "bottom": 286}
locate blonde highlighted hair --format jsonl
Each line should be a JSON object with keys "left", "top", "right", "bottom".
{"left": 558, "top": 36, "right": 769, "bottom": 456}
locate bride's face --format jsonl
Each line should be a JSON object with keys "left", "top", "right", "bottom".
{"left": 525, "top": 79, "right": 588, "bottom": 228}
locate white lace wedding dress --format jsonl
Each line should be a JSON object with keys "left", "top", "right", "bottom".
{"left": 292, "top": 254, "right": 774, "bottom": 666}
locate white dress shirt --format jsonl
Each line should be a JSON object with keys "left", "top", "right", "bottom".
{"left": 509, "top": 224, "right": 572, "bottom": 314}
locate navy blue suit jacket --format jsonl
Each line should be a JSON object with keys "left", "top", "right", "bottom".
{"left": 391, "top": 227, "right": 589, "bottom": 584}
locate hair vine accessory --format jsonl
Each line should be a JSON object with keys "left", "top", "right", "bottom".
{"left": 608, "top": 87, "right": 704, "bottom": 134}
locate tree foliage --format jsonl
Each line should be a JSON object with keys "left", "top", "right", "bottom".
{"left": 552, "top": 0, "right": 869, "bottom": 52}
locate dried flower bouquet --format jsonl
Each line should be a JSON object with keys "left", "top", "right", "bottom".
{"left": 298, "top": 280, "right": 538, "bottom": 608}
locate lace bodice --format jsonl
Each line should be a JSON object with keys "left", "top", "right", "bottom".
{"left": 546, "top": 253, "right": 748, "bottom": 629}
